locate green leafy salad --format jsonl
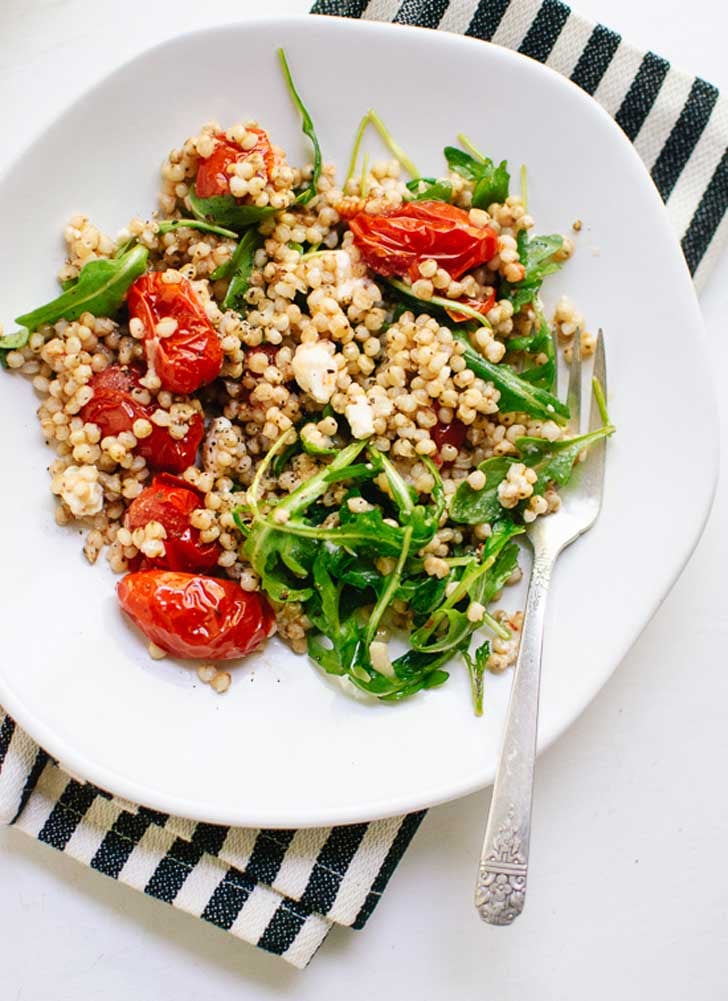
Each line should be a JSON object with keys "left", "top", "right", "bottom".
{"left": 0, "top": 50, "right": 613, "bottom": 710}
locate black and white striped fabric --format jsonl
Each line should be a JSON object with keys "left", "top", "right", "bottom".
{"left": 312, "top": 0, "right": 728, "bottom": 289}
{"left": 0, "top": 711, "right": 423, "bottom": 967}
{"left": 3, "top": 0, "right": 727, "bottom": 970}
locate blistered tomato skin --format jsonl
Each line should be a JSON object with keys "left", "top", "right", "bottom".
{"left": 78, "top": 365, "right": 145, "bottom": 438}
{"left": 349, "top": 201, "right": 498, "bottom": 282}
{"left": 145, "top": 412, "right": 204, "bottom": 475}
{"left": 125, "top": 474, "right": 220, "bottom": 573}
{"left": 431, "top": 419, "right": 468, "bottom": 461}
{"left": 79, "top": 366, "right": 203, "bottom": 474}
{"left": 117, "top": 571, "right": 276, "bottom": 660}
{"left": 195, "top": 128, "right": 275, "bottom": 198}
{"left": 127, "top": 272, "right": 223, "bottom": 395}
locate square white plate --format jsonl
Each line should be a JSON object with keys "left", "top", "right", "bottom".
{"left": 0, "top": 16, "right": 717, "bottom": 827}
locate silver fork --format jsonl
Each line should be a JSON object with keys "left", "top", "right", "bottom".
{"left": 474, "top": 329, "right": 608, "bottom": 925}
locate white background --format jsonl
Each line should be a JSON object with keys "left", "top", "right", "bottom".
{"left": 0, "top": 1, "right": 726, "bottom": 998}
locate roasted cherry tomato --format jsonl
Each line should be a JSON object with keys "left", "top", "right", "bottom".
{"left": 80, "top": 365, "right": 204, "bottom": 474}
{"left": 144, "top": 412, "right": 204, "bottom": 474}
{"left": 127, "top": 272, "right": 223, "bottom": 395}
{"left": 195, "top": 128, "right": 275, "bottom": 199}
{"left": 124, "top": 473, "right": 221, "bottom": 573}
{"left": 444, "top": 291, "right": 497, "bottom": 323}
{"left": 117, "top": 571, "right": 276, "bottom": 660}
{"left": 431, "top": 418, "right": 468, "bottom": 460}
{"left": 79, "top": 365, "right": 145, "bottom": 438}
{"left": 349, "top": 201, "right": 498, "bottom": 282}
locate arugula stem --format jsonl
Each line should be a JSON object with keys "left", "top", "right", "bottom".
{"left": 278, "top": 48, "right": 322, "bottom": 205}
{"left": 415, "top": 552, "right": 506, "bottom": 649}
{"left": 276, "top": 439, "right": 367, "bottom": 517}
{"left": 520, "top": 164, "right": 528, "bottom": 212}
{"left": 456, "top": 133, "right": 487, "bottom": 162}
{"left": 246, "top": 429, "right": 297, "bottom": 515}
{"left": 441, "top": 555, "right": 497, "bottom": 612}
{"left": 156, "top": 218, "right": 239, "bottom": 240}
{"left": 468, "top": 660, "right": 485, "bottom": 717}
{"left": 360, "top": 152, "right": 369, "bottom": 198}
{"left": 592, "top": 376, "right": 609, "bottom": 425}
{"left": 374, "top": 449, "right": 414, "bottom": 513}
{"left": 345, "top": 112, "right": 371, "bottom": 187}
{"left": 253, "top": 520, "right": 400, "bottom": 551}
{"left": 300, "top": 244, "right": 324, "bottom": 260}
{"left": 482, "top": 610, "right": 510, "bottom": 641}
{"left": 365, "top": 524, "right": 413, "bottom": 646}
{"left": 387, "top": 278, "right": 492, "bottom": 327}
{"left": 367, "top": 110, "right": 419, "bottom": 178}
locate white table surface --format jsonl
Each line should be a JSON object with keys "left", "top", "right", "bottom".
{"left": 1, "top": 1, "right": 726, "bottom": 998}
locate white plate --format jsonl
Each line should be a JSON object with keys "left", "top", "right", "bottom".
{"left": 0, "top": 16, "right": 718, "bottom": 828}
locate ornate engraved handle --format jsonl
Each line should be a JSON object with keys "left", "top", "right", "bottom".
{"left": 475, "top": 544, "right": 555, "bottom": 925}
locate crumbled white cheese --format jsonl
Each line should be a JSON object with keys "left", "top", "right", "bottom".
{"left": 292, "top": 340, "right": 338, "bottom": 404}
{"left": 369, "top": 641, "right": 395, "bottom": 678}
{"left": 345, "top": 396, "right": 375, "bottom": 439}
{"left": 57, "top": 465, "right": 104, "bottom": 518}
{"left": 331, "top": 249, "right": 379, "bottom": 303}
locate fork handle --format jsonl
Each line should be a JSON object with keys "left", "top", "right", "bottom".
{"left": 475, "top": 544, "right": 555, "bottom": 925}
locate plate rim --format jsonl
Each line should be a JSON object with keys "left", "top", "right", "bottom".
{"left": 0, "top": 14, "right": 719, "bottom": 827}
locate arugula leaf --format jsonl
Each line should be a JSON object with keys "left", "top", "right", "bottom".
{"left": 278, "top": 48, "right": 322, "bottom": 205}
{"left": 444, "top": 146, "right": 510, "bottom": 207}
{"left": 444, "top": 146, "right": 485, "bottom": 181}
{"left": 396, "top": 574, "right": 448, "bottom": 619}
{"left": 449, "top": 456, "right": 517, "bottom": 525}
{"left": 212, "top": 229, "right": 262, "bottom": 312}
{"left": 462, "top": 640, "right": 490, "bottom": 716}
{"left": 14, "top": 245, "right": 148, "bottom": 332}
{"left": 507, "top": 313, "right": 556, "bottom": 391}
{"left": 502, "top": 232, "right": 565, "bottom": 312}
{"left": 236, "top": 434, "right": 527, "bottom": 709}
{"left": 450, "top": 426, "right": 614, "bottom": 526}
{"left": 406, "top": 177, "right": 454, "bottom": 202}
{"left": 475, "top": 538, "right": 520, "bottom": 606}
{"left": 516, "top": 424, "right": 615, "bottom": 491}
{"left": 472, "top": 164, "right": 510, "bottom": 210}
{"left": 454, "top": 331, "right": 570, "bottom": 424}
{"left": 0, "top": 328, "right": 31, "bottom": 366}
{"left": 188, "top": 189, "right": 276, "bottom": 233}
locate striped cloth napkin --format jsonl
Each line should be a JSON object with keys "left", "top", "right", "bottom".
{"left": 0, "top": 712, "right": 423, "bottom": 967}
{"left": 2, "top": 0, "right": 726, "bottom": 971}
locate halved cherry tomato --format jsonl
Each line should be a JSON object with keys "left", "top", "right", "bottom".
{"left": 79, "top": 365, "right": 204, "bottom": 474}
{"left": 195, "top": 128, "right": 275, "bottom": 199}
{"left": 444, "top": 291, "right": 497, "bottom": 323}
{"left": 127, "top": 272, "right": 223, "bottom": 395}
{"left": 145, "top": 412, "right": 204, "bottom": 474}
{"left": 349, "top": 201, "right": 498, "bottom": 282}
{"left": 117, "top": 571, "right": 275, "bottom": 660}
{"left": 79, "top": 365, "right": 144, "bottom": 438}
{"left": 125, "top": 474, "right": 221, "bottom": 573}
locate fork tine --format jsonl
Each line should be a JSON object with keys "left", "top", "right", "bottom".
{"left": 566, "top": 326, "right": 582, "bottom": 434}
